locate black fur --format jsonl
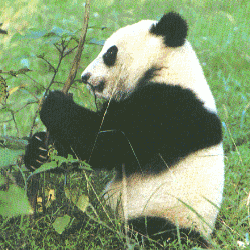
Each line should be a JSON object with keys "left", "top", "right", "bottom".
{"left": 24, "top": 131, "right": 48, "bottom": 171}
{"left": 36, "top": 82, "right": 222, "bottom": 177}
{"left": 128, "top": 216, "right": 210, "bottom": 248}
{"left": 136, "top": 67, "right": 161, "bottom": 89}
{"left": 103, "top": 45, "right": 118, "bottom": 66}
{"left": 150, "top": 12, "right": 188, "bottom": 47}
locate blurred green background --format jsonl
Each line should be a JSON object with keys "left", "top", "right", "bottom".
{"left": 0, "top": 0, "right": 250, "bottom": 249}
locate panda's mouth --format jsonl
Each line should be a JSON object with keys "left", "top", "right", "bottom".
{"left": 92, "top": 80, "right": 105, "bottom": 93}
{"left": 86, "top": 81, "right": 107, "bottom": 100}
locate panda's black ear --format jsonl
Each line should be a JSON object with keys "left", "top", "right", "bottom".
{"left": 150, "top": 12, "right": 188, "bottom": 47}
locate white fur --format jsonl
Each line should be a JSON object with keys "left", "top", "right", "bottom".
{"left": 104, "top": 143, "right": 224, "bottom": 238}
{"left": 82, "top": 20, "right": 216, "bottom": 112}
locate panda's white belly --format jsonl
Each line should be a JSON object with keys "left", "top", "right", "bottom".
{"left": 103, "top": 143, "right": 224, "bottom": 237}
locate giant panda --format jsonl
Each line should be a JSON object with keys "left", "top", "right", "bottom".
{"left": 24, "top": 12, "right": 224, "bottom": 248}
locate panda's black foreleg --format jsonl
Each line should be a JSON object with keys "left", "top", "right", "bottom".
{"left": 88, "top": 129, "right": 138, "bottom": 171}
{"left": 128, "top": 216, "right": 211, "bottom": 249}
{"left": 24, "top": 91, "right": 135, "bottom": 171}
{"left": 24, "top": 91, "right": 98, "bottom": 171}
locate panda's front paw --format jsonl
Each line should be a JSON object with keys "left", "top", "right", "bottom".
{"left": 41, "top": 91, "right": 73, "bottom": 114}
{"left": 24, "top": 132, "right": 48, "bottom": 172}
{"left": 40, "top": 91, "right": 74, "bottom": 131}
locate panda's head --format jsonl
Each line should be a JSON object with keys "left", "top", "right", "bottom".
{"left": 81, "top": 12, "right": 216, "bottom": 111}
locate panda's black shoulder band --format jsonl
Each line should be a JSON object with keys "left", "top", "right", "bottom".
{"left": 150, "top": 12, "right": 188, "bottom": 47}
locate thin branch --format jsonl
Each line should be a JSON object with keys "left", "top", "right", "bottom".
{"left": 54, "top": 43, "right": 62, "bottom": 53}
{"left": 10, "top": 111, "right": 19, "bottom": 137}
{"left": 0, "top": 118, "right": 12, "bottom": 124}
{"left": 29, "top": 103, "right": 42, "bottom": 137}
{"left": 23, "top": 88, "right": 41, "bottom": 101}
{"left": 14, "top": 101, "right": 37, "bottom": 113}
{"left": 28, "top": 39, "right": 70, "bottom": 137}
{"left": 24, "top": 74, "right": 44, "bottom": 92}
{"left": 62, "top": 0, "right": 90, "bottom": 94}
{"left": 43, "top": 42, "right": 67, "bottom": 97}
{"left": 64, "top": 45, "right": 78, "bottom": 57}
{"left": 40, "top": 57, "right": 56, "bottom": 73}
{"left": 52, "top": 81, "right": 65, "bottom": 85}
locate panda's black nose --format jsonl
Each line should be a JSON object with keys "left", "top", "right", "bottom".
{"left": 81, "top": 73, "right": 91, "bottom": 84}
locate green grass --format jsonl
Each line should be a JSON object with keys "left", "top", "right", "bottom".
{"left": 0, "top": 0, "right": 250, "bottom": 249}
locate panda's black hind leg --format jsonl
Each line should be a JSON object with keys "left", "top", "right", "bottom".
{"left": 127, "top": 216, "right": 211, "bottom": 249}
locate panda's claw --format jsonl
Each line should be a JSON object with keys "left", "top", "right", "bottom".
{"left": 36, "top": 159, "right": 43, "bottom": 164}
{"left": 39, "top": 147, "right": 47, "bottom": 152}
{"left": 35, "top": 136, "right": 43, "bottom": 142}
{"left": 30, "top": 165, "right": 37, "bottom": 170}
{"left": 39, "top": 154, "right": 47, "bottom": 160}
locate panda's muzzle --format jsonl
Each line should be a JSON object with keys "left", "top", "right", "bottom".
{"left": 92, "top": 80, "right": 105, "bottom": 92}
{"left": 81, "top": 73, "right": 105, "bottom": 93}
{"left": 81, "top": 73, "right": 91, "bottom": 84}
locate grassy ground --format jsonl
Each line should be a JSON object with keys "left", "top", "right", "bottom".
{"left": 0, "top": 0, "right": 250, "bottom": 249}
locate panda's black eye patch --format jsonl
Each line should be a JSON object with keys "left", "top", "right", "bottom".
{"left": 103, "top": 45, "right": 118, "bottom": 67}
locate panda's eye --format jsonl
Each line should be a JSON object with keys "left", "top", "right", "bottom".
{"left": 103, "top": 45, "right": 118, "bottom": 67}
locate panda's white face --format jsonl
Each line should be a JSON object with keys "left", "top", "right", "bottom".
{"left": 81, "top": 13, "right": 217, "bottom": 112}
{"left": 82, "top": 20, "right": 165, "bottom": 100}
